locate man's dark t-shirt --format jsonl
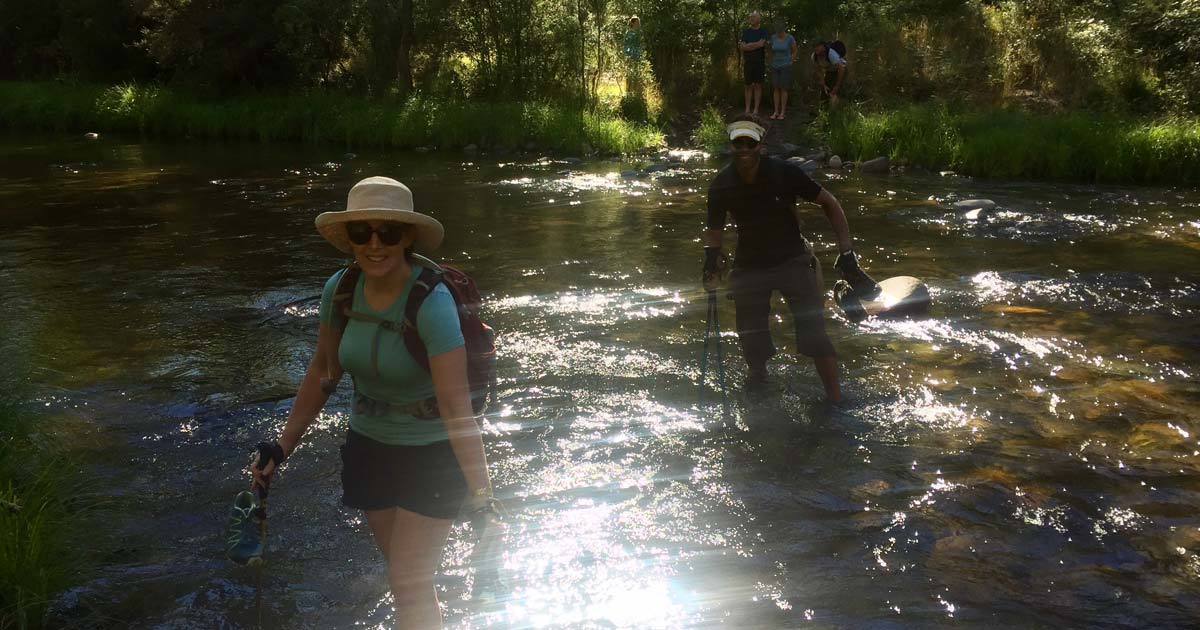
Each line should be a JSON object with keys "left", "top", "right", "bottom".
{"left": 741, "top": 27, "right": 769, "bottom": 64}
{"left": 706, "top": 156, "right": 823, "bottom": 270}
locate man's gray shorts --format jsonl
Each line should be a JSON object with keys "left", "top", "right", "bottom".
{"left": 728, "top": 253, "right": 835, "bottom": 368}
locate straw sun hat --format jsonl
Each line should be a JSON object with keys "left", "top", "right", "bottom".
{"left": 315, "top": 176, "right": 445, "bottom": 254}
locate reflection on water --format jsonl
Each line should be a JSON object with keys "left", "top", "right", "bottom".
{"left": 1, "top": 135, "right": 1199, "bottom": 628}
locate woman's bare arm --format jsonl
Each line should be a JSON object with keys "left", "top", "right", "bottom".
{"left": 430, "top": 346, "right": 491, "bottom": 510}
{"left": 251, "top": 321, "right": 340, "bottom": 488}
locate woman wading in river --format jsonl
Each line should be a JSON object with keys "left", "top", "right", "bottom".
{"left": 250, "top": 176, "right": 494, "bottom": 629}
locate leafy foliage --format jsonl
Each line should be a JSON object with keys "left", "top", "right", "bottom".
{"left": 2, "top": 0, "right": 1195, "bottom": 112}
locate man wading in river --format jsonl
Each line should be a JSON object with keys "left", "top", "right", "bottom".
{"left": 703, "top": 117, "right": 879, "bottom": 401}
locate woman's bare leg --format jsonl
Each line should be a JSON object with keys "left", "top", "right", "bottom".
{"left": 365, "top": 507, "right": 455, "bottom": 629}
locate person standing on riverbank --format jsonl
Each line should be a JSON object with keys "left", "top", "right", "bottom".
{"left": 250, "top": 176, "right": 494, "bottom": 630}
{"left": 740, "top": 11, "right": 769, "bottom": 116}
{"left": 811, "top": 40, "right": 848, "bottom": 106}
{"left": 623, "top": 16, "right": 644, "bottom": 96}
{"left": 703, "top": 117, "right": 878, "bottom": 401}
{"left": 767, "top": 21, "right": 797, "bottom": 120}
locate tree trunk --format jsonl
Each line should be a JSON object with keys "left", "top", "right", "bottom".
{"left": 396, "top": 0, "right": 414, "bottom": 96}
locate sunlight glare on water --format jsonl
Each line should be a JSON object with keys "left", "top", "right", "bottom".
{"left": 1, "top": 138, "right": 1197, "bottom": 628}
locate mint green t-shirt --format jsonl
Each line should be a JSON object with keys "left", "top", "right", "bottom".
{"left": 319, "top": 263, "right": 465, "bottom": 445}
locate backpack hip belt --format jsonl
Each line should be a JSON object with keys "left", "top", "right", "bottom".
{"left": 354, "top": 391, "right": 442, "bottom": 420}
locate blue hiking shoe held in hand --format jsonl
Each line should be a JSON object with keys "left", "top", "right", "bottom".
{"left": 226, "top": 490, "right": 264, "bottom": 567}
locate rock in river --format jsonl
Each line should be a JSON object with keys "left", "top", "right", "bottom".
{"left": 859, "top": 156, "right": 889, "bottom": 173}
{"left": 952, "top": 198, "right": 996, "bottom": 210}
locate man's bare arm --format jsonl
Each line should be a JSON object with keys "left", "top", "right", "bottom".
{"left": 703, "top": 227, "right": 724, "bottom": 248}
{"left": 809, "top": 189, "right": 853, "bottom": 252}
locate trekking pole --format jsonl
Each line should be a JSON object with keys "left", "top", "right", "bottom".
{"left": 252, "top": 444, "right": 272, "bottom": 630}
{"left": 709, "top": 290, "right": 729, "bottom": 415}
{"left": 699, "top": 289, "right": 729, "bottom": 416}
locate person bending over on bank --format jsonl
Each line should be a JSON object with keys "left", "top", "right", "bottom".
{"left": 766, "top": 20, "right": 797, "bottom": 120}
{"left": 251, "top": 176, "right": 493, "bottom": 630}
{"left": 739, "top": 11, "right": 769, "bottom": 116}
{"left": 703, "top": 117, "right": 877, "bottom": 402}
{"left": 811, "top": 40, "right": 847, "bottom": 106}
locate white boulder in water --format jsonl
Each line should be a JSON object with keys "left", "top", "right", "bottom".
{"left": 836, "top": 276, "right": 931, "bottom": 322}
{"left": 952, "top": 198, "right": 996, "bottom": 210}
{"left": 964, "top": 207, "right": 994, "bottom": 221}
{"left": 84, "top": 132, "right": 99, "bottom": 140}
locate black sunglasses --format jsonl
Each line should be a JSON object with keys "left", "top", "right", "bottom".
{"left": 732, "top": 137, "right": 760, "bottom": 149}
{"left": 345, "top": 221, "right": 407, "bottom": 246}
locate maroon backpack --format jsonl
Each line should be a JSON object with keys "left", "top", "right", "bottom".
{"left": 323, "top": 255, "right": 497, "bottom": 413}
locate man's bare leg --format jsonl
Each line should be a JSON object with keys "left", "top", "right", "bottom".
{"left": 814, "top": 356, "right": 841, "bottom": 403}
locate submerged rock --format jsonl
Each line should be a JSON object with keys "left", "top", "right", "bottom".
{"left": 828, "top": 155, "right": 843, "bottom": 169}
{"left": 619, "top": 169, "right": 640, "bottom": 179}
{"left": 342, "top": 152, "right": 357, "bottom": 161}
{"left": 643, "top": 163, "right": 672, "bottom": 173}
{"left": 463, "top": 143, "right": 478, "bottom": 154}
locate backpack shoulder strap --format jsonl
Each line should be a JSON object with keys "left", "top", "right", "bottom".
{"left": 330, "top": 263, "right": 362, "bottom": 331}
{"left": 402, "top": 265, "right": 446, "bottom": 371}
{"left": 322, "top": 263, "right": 361, "bottom": 394}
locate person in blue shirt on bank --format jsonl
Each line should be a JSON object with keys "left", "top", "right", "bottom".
{"left": 739, "top": 11, "right": 769, "bottom": 116}
{"left": 622, "top": 16, "right": 644, "bottom": 96}
{"left": 766, "top": 20, "right": 798, "bottom": 120}
{"left": 703, "top": 117, "right": 879, "bottom": 401}
{"left": 250, "top": 176, "right": 494, "bottom": 629}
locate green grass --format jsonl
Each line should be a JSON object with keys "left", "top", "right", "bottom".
{"left": 820, "top": 104, "right": 1200, "bottom": 184}
{"left": 694, "top": 106, "right": 728, "bottom": 155}
{"left": 0, "top": 403, "right": 92, "bottom": 629}
{"left": 0, "top": 81, "right": 665, "bottom": 155}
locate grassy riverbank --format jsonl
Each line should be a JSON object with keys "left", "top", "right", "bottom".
{"left": 823, "top": 105, "right": 1200, "bottom": 185}
{"left": 0, "top": 404, "right": 93, "bottom": 629}
{"left": 695, "top": 104, "right": 1200, "bottom": 185}
{"left": 0, "top": 82, "right": 664, "bottom": 155}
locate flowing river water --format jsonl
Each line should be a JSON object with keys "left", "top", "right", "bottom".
{"left": 1, "top": 135, "right": 1198, "bottom": 629}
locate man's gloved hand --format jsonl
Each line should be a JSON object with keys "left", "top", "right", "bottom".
{"left": 703, "top": 247, "right": 726, "bottom": 291}
{"left": 834, "top": 249, "right": 880, "bottom": 298}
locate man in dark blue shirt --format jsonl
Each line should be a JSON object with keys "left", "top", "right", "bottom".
{"left": 704, "top": 116, "right": 878, "bottom": 401}
{"left": 739, "top": 11, "right": 769, "bottom": 116}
